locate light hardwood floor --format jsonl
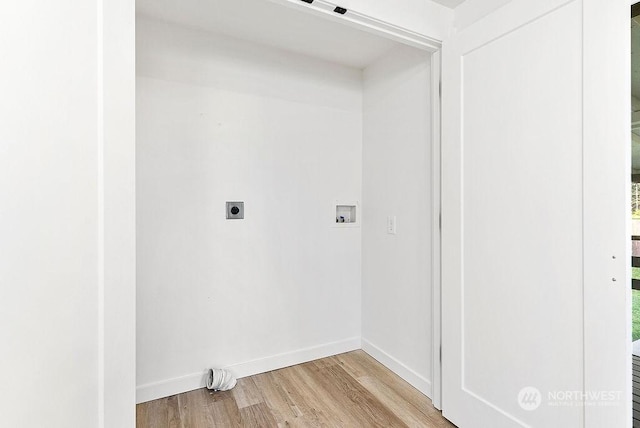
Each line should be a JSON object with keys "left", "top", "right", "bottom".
{"left": 136, "top": 350, "right": 455, "bottom": 427}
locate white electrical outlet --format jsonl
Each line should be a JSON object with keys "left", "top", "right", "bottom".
{"left": 387, "top": 216, "right": 397, "bottom": 234}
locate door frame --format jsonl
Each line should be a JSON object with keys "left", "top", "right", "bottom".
{"left": 582, "top": 0, "right": 630, "bottom": 425}
{"left": 431, "top": 49, "right": 443, "bottom": 410}
{"left": 109, "top": 0, "right": 446, "bottom": 421}
{"left": 99, "top": 0, "right": 136, "bottom": 425}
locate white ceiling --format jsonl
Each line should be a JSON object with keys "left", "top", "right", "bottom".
{"left": 430, "top": 0, "right": 466, "bottom": 8}
{"left": 136, "top": 0, "right": 404, "bottom": 69}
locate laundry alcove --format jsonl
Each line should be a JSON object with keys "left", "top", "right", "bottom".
{"left": 135, "top": 0, "right": 440, "bottom": 404}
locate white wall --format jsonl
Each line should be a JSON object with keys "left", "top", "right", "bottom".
{"left": 361, "top": 46, "right": 433, "bottom": 396}
{"left": 136, "top": 18, "right": 362, "bottom": 402}
{"left": 453, "top": 0, "right": 512, "bottom": 32}
{"left": 0, "top": 1, "right": 136, "bottom": 427}
{"left": 0, "top": 2, "right": 98, "bottom": 424}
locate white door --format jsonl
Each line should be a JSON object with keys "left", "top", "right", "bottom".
{"left": 441, "top": 0, "right": 629, "bottom": 427}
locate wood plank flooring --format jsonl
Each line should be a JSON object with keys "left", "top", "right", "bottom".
{"left": 137, "top": 350, "right": 455, "bottom": 427}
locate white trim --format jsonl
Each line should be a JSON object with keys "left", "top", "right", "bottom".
{"left": 97, "top": 0, "right": 105, "bottom": 426}
{"left": 101, "top": 0, "right": 136, "bottom": 424}
{"left": 430, "top": 49, "right": 442, "bottom": 411}
{"left": 582, "top": 0, "right": 630, "bottom": 426}
{"left": 267, "top": 0, "right": 442, "bottom": 52}
{"left": 361, "top": 339, "right": 432, "bottom": 398}
{"left": 136, "top": 337, "right": 361, "bottom": 403}
{"left": 137, "top": 372, "right": 206, "bottom": 405}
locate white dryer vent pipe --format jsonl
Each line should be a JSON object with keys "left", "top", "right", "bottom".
{"left": 206, "top": 368, "right": 237, "bottom": 391}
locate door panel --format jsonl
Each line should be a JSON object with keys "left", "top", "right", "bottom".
{"left": 463, "top": 2, "right": 582, "bottom": 423}
{"left": 441, "top": 0, "right": 629, "bottom": 427}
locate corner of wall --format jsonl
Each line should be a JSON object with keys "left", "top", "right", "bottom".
{"left": 361, "top": 339, "right": 432, "bottom": 398}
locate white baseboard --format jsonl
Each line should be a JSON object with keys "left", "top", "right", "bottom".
{"left": 361, "top": 338, "right": 432, "bottom": 398}
{"left": 136, "top": 337, "right": 361, "bottom": 404}
{"left": 136, "top": 371, "right": 207, "bottom": 405}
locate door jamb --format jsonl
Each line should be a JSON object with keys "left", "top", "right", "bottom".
{"left": 431, "top": 49, "right": 443, "bottom": 410}
{"left": 122, "top": 0, "right": 446, "bottom": 417}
